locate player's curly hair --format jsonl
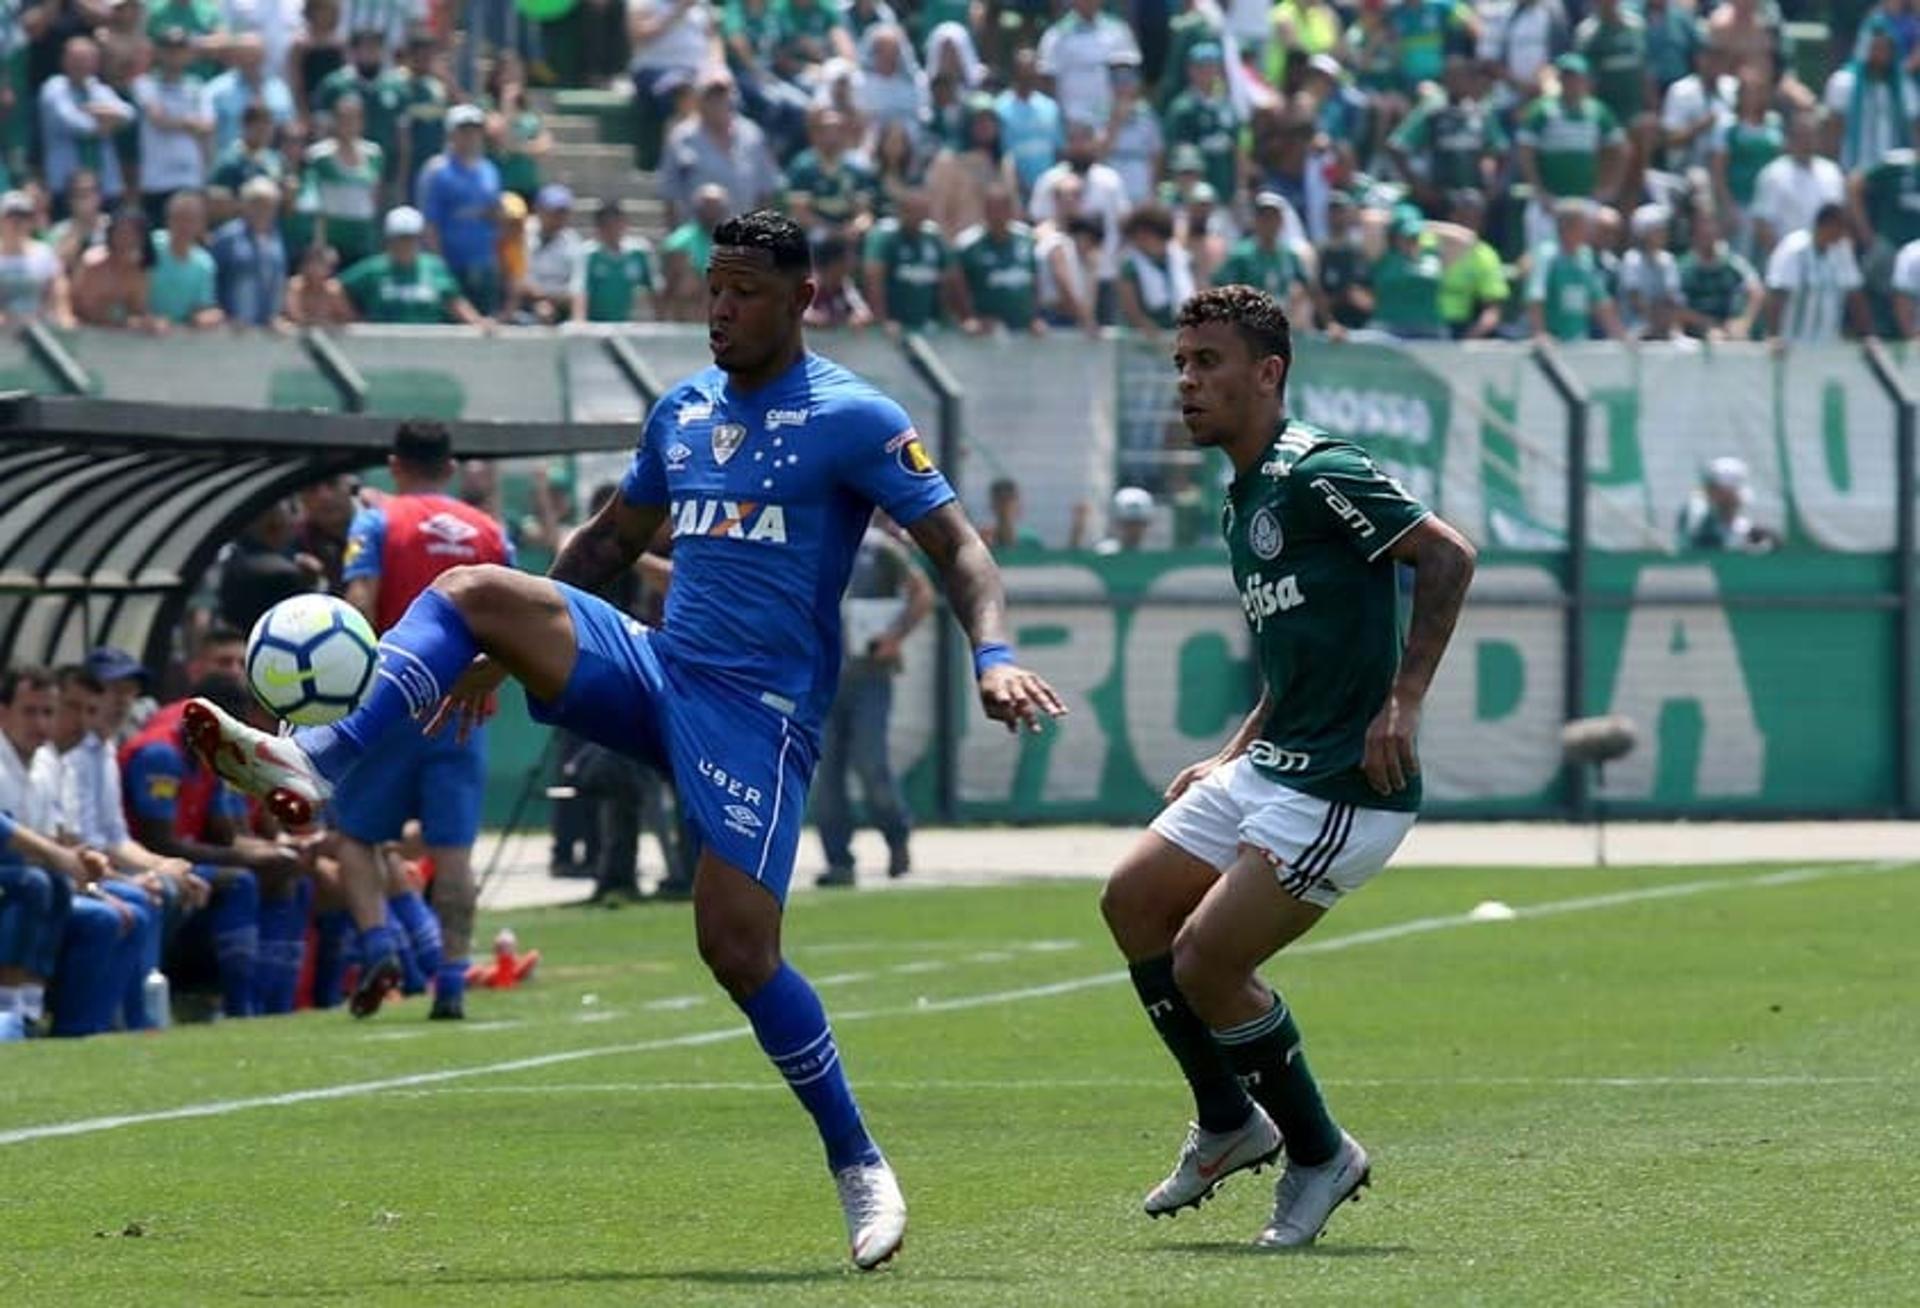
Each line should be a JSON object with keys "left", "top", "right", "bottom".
{"left": 1177, "top": 285, "right": 1292, "bottom": 365}
{"left": 712, "top": 209, "right": 814, "bottom": 275}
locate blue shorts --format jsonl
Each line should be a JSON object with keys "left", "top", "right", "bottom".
{"left": 526, "top": 582, "right": 816, "bottom": 901}
{"left": 332, "top": 719, "right": 487, "bottom": 847}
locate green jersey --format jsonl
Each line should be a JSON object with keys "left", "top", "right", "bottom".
{"left": 312, "top": 65, "right": 404, "bottom": 162}
{"left": 784, "top": 148, "right": 876, "bottom": 227}
{"left": 722, "top": 0, "right": 780, "bottom": 61}
{"left": 146, "top": 0, "right": 223, "bottom": 75}
{"left": 1861, "top": 150, "right": 1920, "bottom": 248}
{"left": 1388, "top": 97, "right": 1507, "bottom": 190}
{"left": 301, "top": 137, "right": 385, "bottom": 266}
{"left": 1718, "top": 113, "right": 1782, "bottom": 208}
{"left": 1573, "top": 11, "right": 1649, "bottom": 122}
{"left": 209, "top": 141, "right": 283, "bottom": 192}
{"left": 1164, "top": 91, "right": 1239, "bottom": 202}
{"left": 1677, "top": 244, "right": 1756, "bottom": 325}
{"left": 863, "top": 216, "right": 950, "bottom": 329}
{"left": 340, "top": 251, "right": 462, "bottom": 323}
{"left": 1216, "top": 236, "right": 1306, "bottom": 298}
{"left": 1389, "top": 0, "right": 1456, "bottom": 87}
{"left": 1371, "top": 245, "right": 1446, "bottom": 335}
{"left": 957, "top": 222, "right": 1038, "bottom": 329}
{"left": 495, "top": 107, "right": 544, "bottom": 197}
{"left": 1516, "top": 95, "right": 1624, "bottom": 198}
{"left": 1224, "top": 423, "right": 1430, "bottom": 812}
{"left": 662, "top": 221, "right": 713, "bottom": 275}
{"left": 396, "top": 71, "right": 449, "bottom": 188}
{"left": 579, "top": 237, "right": 655, "bottom": 322}
{"left": 1527, "top": 243, "right": 1611, "bottom": 340}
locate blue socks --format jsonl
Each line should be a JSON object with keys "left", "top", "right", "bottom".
{"left": 312, "top": 910, "right": 356, "bottom": 1008}
{"left": 388, "top": 890, "right": 443, "bottom": 980}
{"left": 208, "top": 871, "right": 260, "bottom": 1018}
{"left": 435, "top": 961, "right": 467, "bottom": 1007}
{"left": 253, "top": 879, "right": 312, "bottom": 1015}
{"left": 296, "top": 589, "right": 479, "bottom": 785}
{"left": 739, "top": 963, "right": 880, "bottom": 1172}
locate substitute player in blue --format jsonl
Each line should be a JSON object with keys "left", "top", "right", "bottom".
{"left": 182, "top": 210, "right": 1067, "bottom": 1270}
{"left": 333, "top": 422, "right": 513, "bottom": 1021}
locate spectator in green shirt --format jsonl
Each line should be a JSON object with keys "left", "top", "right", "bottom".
{"left": 1676, "top": 205, "right": 1760, "bottom": 340}
{"left": 660, "top": 182, "right": 729, "bottom": 322}
{"left": 1574, "top": 0, "right": 1655, "bottom": 203}
{"left": 1386, "top": 56, "right": 1507, "bottom": 212}
{"left": 1527, "top": 198, "right": 1627, "bottom": 341}
{"left": 1389, "top": 0, "right": 1466, "bottom": 94}
{"left": 148, "top": 189, "right": 223, "bottom": 328}
{"left": 340, "top": 204, "right": 485, "bottom": 324}
{"left": 980, "top": 476, "right": 1045, "bottom": 553}
{"left": 210, "top": 104, "right": 284, "bottom": 194}
{"left": 394, "top": 30, "right": 449, "bottom": 205}
{"left": 1369, "top": 204, "right": 1449, "bottom": 339}
{"left": 574, "top": 201, "right": 656, "bottom": 323}
{"left": 1516, "top": 54, "right": 1627, "bottom": 246}
{"left": 785, "top": 106, "right": 876, "bottom": 233}
{"left": 1215, "top": 190, "right": 1313, "bottom": 326}
{"left": 146, "top": 0, "right": 226, "bottom": 77}
{"left": 1163, "top": 42, "right": 1239, "bottom": 209}
{"left": 1437, "top": 188, "right": 1511, "bottom": 338}
{"left": 862, "top": 187, "right": 952, "bottom": 333}
{"left": 956, "top": 182, "right": 1042, "bottom": 334}
{"left": 311, "top": 28, "right": 403, "bottom": 170}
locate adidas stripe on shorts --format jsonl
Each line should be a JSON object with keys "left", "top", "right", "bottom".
{"left": 1150, "top": 756, "right": 1416, "bottom": 907}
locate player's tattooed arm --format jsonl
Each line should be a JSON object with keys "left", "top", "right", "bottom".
{"left": 906, "top": 502, "right": 1070, "bottom": 733}
{"left": 1364, "top": 513, "right": 1477, "bottom": 795}
{"left": 550, "top": 496, "right": 668, "bottom": 598}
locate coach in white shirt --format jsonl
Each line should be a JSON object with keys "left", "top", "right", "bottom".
{"left": 1752, "top": 111, "right": 1846, "bottom": 259}
{"left": 1765, "top": 203, "right": 1869, "bottom": 344}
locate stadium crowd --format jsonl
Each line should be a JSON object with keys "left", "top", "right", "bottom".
{"left": 0, "top": 0, "right": 1907, "bottom": 336}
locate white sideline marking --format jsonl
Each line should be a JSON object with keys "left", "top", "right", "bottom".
{"left": 0, "top": 861, "right": 1901, "bottom": 1149}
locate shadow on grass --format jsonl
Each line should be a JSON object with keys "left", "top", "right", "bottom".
{"left": 1158, "top": 1240, "right": 1415, "bottom": 1260}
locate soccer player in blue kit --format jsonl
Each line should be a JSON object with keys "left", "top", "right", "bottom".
{"left": 182, "top": 210, "right": 1067, "bottom": 1270}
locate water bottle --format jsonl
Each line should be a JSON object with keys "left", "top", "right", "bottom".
{"left": 141, "top": 969, "right": 172, "bottom": 1031}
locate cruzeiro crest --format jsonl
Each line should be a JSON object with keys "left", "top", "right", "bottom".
{"left": 1248, "top": 506, "right": 1284, "bottom": 560}
{"left": 711, "top": 423, "right": 748, "bottom": 465}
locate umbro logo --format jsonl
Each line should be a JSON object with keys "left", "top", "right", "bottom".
{"left": 419, "top": 512, "right": 483, "bottom": 557}
{"left": 665, "top": 442, "right": 692, "bottom": 471}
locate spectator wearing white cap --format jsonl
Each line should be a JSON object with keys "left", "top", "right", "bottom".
{"left": 0, "top": 191, "right": 73, "bottom": 328}
{"left": 340, "top": 203, "right": 485, "bottom": 323}
{"left": 1618, "top": 202, "right": 1681, "bottom": 338}
{"left": 1679, "top": 457, "right": 1779, "bottom": 552}
{"left": 1095, "top": 486, "right": 1157, "bottom": 554}
{"left": 1764, "top": 201, "right": 1868, "bottom": 344}
{"left": 211, "top": 174, "right": 288, "bottom": 326}
{"left": 511, "top": 182, "right": 584, "bottom": 323}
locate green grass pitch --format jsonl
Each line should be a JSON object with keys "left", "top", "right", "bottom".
{"left": 4, "top": 860, "right": 1917, "bottom": 1306}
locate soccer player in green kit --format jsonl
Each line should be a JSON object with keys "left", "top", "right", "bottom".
{"left": 1100, "top": 285, "right": 1477, "bottom": 1248}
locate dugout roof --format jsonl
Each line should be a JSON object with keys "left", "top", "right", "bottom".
{"left": 0, "top": 393, "right": 635, "bottom": 673}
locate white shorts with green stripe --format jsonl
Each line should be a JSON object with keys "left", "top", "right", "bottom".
{"left": 1150, "top": 756, "right": 1417, "bottom": 908}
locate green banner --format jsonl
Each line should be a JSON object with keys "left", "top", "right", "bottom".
{"left": 886, "top": 550, "right": 1898, "bottom": 822}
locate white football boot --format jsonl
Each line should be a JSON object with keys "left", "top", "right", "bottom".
{"left": 834, "top": 1157, "right": 907, "bottom": 1270}
{"left": 1143, "top": 1105, "right": 1283, "bottom": 1217}
{"left": 182, "top": 698, "right": 332, "bottom": 828}
{"left": 1254, "top": 1130, "right": 1371, "bottom": 1249}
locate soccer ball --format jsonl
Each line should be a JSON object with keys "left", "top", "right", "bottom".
{"left": 246, "top": 594, "right": 379, "bottom": 726}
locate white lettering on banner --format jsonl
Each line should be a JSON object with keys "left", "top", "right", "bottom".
{"left": 1123, "top": 567, "right": 1250, "bottom": 790}
{"left": 1603, "top": 567, "right": 1765, "bottom": 799}
{"left": 1420, "top": 565, "right": 1565, "bottom": 803}
{"left": 1293, "top": 383, "right": 1434, "bottom": 448}
{"left": 957, "top": 566, "right": 1112, "bottom": 804}
{"left": 1780, "top": 354, "right": 1897, "bottom": 552}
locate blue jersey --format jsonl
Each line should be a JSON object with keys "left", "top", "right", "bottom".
{"left": 619, "top": 352, "right": 954, "bottom": 734}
